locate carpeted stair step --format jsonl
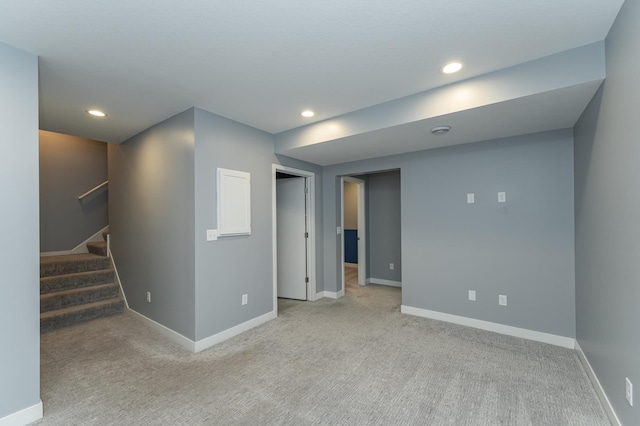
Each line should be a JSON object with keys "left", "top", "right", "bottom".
{"left": 40, "top": 253, "right": 111, "bottom": 278}
{"left": 41, "top": 269, "right": 115, "bottom": 294}
{"left": 41, "top": 283, "right": 120, "bottom": 313}
{"left": 40, "top": 296, "right": 125, "bottom": 333}
{"left": 86, "top": 241, "right": 108, "bottom": 256}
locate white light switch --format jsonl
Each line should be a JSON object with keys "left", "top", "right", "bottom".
{"left": 242, "top": 294, "right": 248, "bottom": 305}
{"left": 337, "top": 226, "right": 342, "bottom": 235}
{"left": 499, "top": 295, "right": 507, "bottom": 306}
{"left": 206, "top": 229, "right": 218, "bottom": 241}
{"left": 468, "top": 290, "right": 476, "bottom": 301}
{"left": 498, "top": 192, "right": 506, "bottom": 203}
{"left": 467, "top": 193, "right": 475, "bottom": 204}
{"left": 389, "top": 263, "right": 394, "bottom": 271}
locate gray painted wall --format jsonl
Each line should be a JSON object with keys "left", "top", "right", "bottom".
{"left": 40, "top": 130, "right": 108, "bottom": 252}
{"left": 324, "top": 130, "right": 575, "bottom": 337}
{"left": 108, "top": 109, "right": 196, "bottom": 340}
{"left": 367, "top": 171, "right": 401, "bottom": 282}
{"left": 193, "top": 108, "right": 276, "bottom": 340}
{"left": 110, "top": 107, "right": 324, "bottom": 343}
{"left": 0, "top": 43, "right": 40, "bottom": 419}
{"left": 343, "top": 181, "right": 358, "bottom": 230}
{"left": 574, "top": 0, "right": 640, "bottom": 423}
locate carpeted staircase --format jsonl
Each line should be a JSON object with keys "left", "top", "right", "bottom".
{"left": 40, "top": 229, "right": 124, "bottom": 332}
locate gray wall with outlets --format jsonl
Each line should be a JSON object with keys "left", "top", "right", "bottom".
{"left": 109, "top": 107, "right": 323, "bottom": 343}
{"left": 109, "top": 109, "right": 197, "bottom": 340}
{"left": 40, "top": 130, "right": 108, "bottom": 252}
{"left": 323, "top": 130, "right": 575, "bottom": 338}
{"left": 367, "top": 171, "right": 401, "bottom": 283}
{"left": 574, "top": 0, "right": 640, "bottom": 423}
{"left": 0, "top": 43, "right": 41, "bottom": 421}
{"left": 193, "top": 108, "right": 275, "bottom": 340}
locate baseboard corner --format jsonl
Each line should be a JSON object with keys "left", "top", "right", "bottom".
{"left": 0, "top": 400, "right": 42, "bottom": 426}
{"left": 194, "top": 310, "right": 276, "bottom": 353}
{"left": 127, "top": 309, "right": 196, "bottom": 352}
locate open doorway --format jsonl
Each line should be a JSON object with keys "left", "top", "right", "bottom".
{"left": 341, "top": 170, "right": 402, "bottom": 296}
{"left": 272, "top": 165, "right": 317, "bottom": 314}
{"left": 341, "top": 176, "right": 366, "bottom": 294}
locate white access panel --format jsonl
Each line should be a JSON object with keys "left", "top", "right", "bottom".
{"left": 276, "top": 177, "right": 307, "bottom": 300}
{"left": 217, "top": 168, "right": 251, "bottom": 236}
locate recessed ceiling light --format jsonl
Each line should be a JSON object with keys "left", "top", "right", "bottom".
{"left": 442, "top": 62, "right": 462, "bottom": 74}
{"left": 301, "top": 110, "right": 315, "bottom": 118}
{"left": 431, "top": 125, "right": 451, "bottom": 135}
{"left": 86, "top": 109, "right": 108, "bottom": 117}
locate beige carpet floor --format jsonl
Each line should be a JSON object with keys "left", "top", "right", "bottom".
{"left": 34, "top": 274, "right": 609, "bottom": 425}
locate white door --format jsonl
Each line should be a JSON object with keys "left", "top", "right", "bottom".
{"left": 277, "top": 177, "right": 307, "bottom": 300}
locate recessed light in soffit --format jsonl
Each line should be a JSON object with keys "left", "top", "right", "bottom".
{"left": 442, "top": 62, "right": 462, "bottom": 74}
{"left": 86, "top": 109, "right": 108, "bottom": 117}
{"left": 301, "top": 110, "right": 315, "bottom": 118}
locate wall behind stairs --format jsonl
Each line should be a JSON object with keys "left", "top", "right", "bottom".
{"left": 574, "top": 0, "right": 640, "bottom": 423}
{"left": 40, "top": 130, "right": 108, "bottom": 252}
{"left": 0, "top": 42, "right": 41, "bottom": 422}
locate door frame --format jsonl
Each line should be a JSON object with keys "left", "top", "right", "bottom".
{"left": 272, "top": 164, "right": 317, "bottom": 315}
{"left": 341, "top": 176, "right": 366, "bottom": 293}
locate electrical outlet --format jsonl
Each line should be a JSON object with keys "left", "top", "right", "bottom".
{"left": 467, "top": 193, "right": 475, "bottom": 204}
{"left": 206, "top": 229, "right": 218, "bottom": 241}
{"left": 499, "top": 294, "right": 507, "bottom": 306}
{"left": 389, "top": 263, "right": 394, "bottom": 271}
{"left": 626, "top": 377, "right": 633, "bottom": 406}
{"left": 498, "top": 192, "right": 506, "bottom": 203}
{"left": 146, "top": 292, "right": 151, "bottom": 303}
{"left": 242, "top": 294, "right": 248, "bottom": 305}
{"left": 468, "top": 290, "right": 476, "bottom": 301}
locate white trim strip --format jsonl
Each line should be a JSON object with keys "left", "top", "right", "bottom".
{"left": 368, "top": 278, "right": 402, "bottom": 288}
{"left": 127, "top": 309, "right": 196, "bottom": 352}
{"left": 127, "top": 309, "right": 277, "bottom": 353}
{"left": 401, "top": 305, "right": 575, "bottom": 349}
{"left": 194, "top": 311, "right": 276, "bottom": 353}
{"left": 70, "top": 225, "right": 109, "bottom": 254}
{"left": 575, "top": 341, "right": 621, "bottom": 426}
{"left": 0, "top": 400, "right": 42, "bottom": 426}
{"left": 41, "top": 226, "right": 110, "bottom": 256}
{"left": 39, "top": 250, "right": 72, "bottom": 257}
{"left": 317, "top": 290, "right": 345, "bottom": 300}
{"left": 108, "top": 250, "right": 129, "bottom": 310}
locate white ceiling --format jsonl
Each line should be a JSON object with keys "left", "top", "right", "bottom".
{"left": 0, "top": 0, "right": 624, "bottom": 161}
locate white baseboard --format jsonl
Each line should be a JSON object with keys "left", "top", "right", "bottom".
{"left": 575, "top": 341, "right": 621, "bottom": 426}
{"left": 316, "top": 290, "right": 345, "bottom": 299}
{"left": 71, "top": 225, "right": 109, "bottom": 254}
{"left": 108, "top": 251, "right": 129, "bottom": 310}
{"left": 40, "top": 226, "right": 108, "bottom": 256}
{"left": 40, "top": 250, "right": 72, "bottom": 257}
{"left": 127, "top": 309, "right": 195, "bottom": 352}
{"left": 368, "top": 278, "right": 402, "bottom": 288}
{"left": 0, "top": 400, "right": 42, "bottom": 426}
{"left": 194, "top": 311, "right": 276, "bottom": 353}
{"left": 400, "top": 305, "right": 575, "bottom": 349}
{"left": 127, "top": 308, "right": 276, "bottom": 353}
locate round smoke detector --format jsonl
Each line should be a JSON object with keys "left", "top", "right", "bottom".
{"left": 431, "top": 125, "right": 451, "bottom": 135}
